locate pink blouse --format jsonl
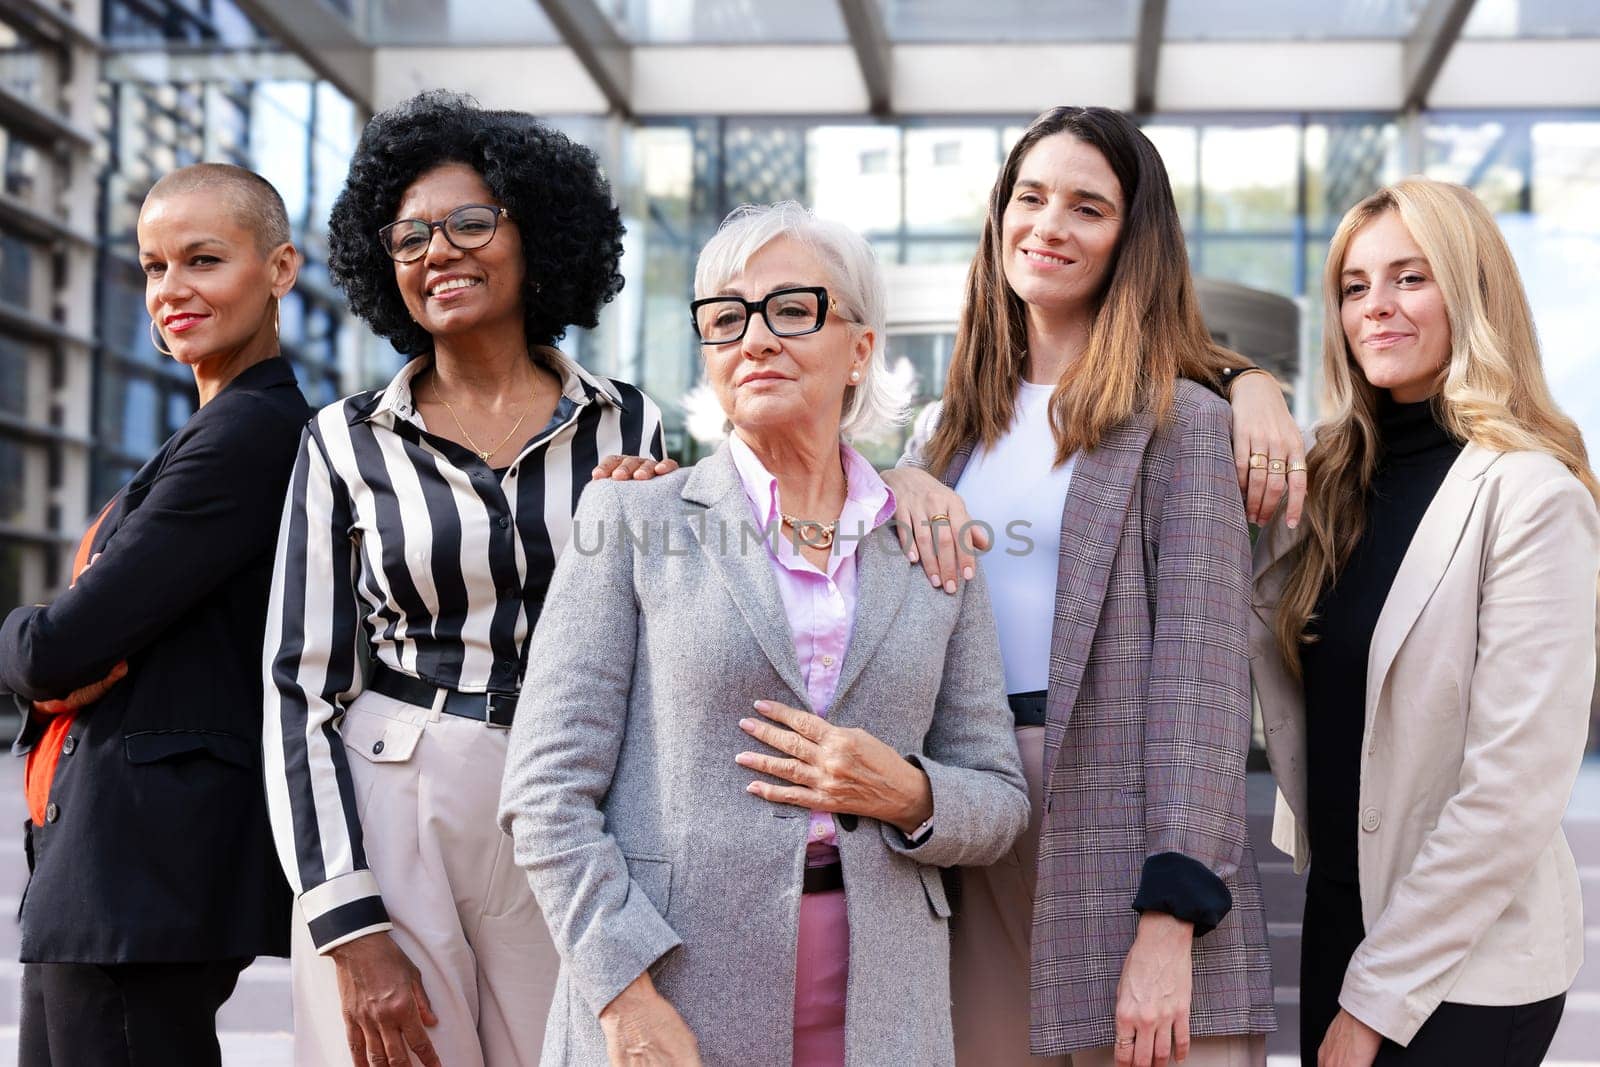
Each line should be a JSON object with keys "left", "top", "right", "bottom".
{"left": 728, "top": 434, "right": 896, "bottom": 860}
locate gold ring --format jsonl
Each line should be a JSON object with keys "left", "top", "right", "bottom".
{"left": 1248, "top": 452, "right": 1268, "bottom": 470}
{"left": 927, "top": 513, "right": 951, "bottom": 524}
{"left": 1289, "top": 460, "right": 1308, "bottom": 473}
{"left": 1115, "top": 1035, "right": 1137, "bottom": 1048}
{"left": 1268, "top": 458, "right": 1287, "bottom": 475}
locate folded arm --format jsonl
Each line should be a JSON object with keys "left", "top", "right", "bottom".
{"left": 0, "top": 405, "right": 297, "bottom": 699}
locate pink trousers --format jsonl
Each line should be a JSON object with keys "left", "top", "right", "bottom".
{"left": 792, "top": 888, "right": 849, "bottom": 1066}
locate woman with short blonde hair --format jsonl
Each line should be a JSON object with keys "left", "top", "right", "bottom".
{"left": 1254, "top": 177, "right": 1599, "bottom": 1066}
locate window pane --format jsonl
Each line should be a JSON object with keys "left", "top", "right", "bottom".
{"left": 1465, "top": 0, "right": 1600, "bottom": 38}
{"left": 1199, "top": 126, "right": 1299, "bottom": 231}
{"left": 620, "top": 0, "right": 847, "bottom": 42}
{"left": 1196, "top": 238, "right": 1297, "bottom": 298}
{"left": 1531, "top": 122, "right": 1600, "bottom": 232}
{"left": 252, "top": 82, "right": 313, "bottom": 230}
{"left": 882, "top": 0, "right": 1139, "bottom": 41}
{"left": 0, "top": 432, "right": 45, "bottom": 528}
{"left": 1424, "top": 120, "right": 1527, "bottom": 213}
{"left": 1145, "top": 126, "right": 1199, "bottom": 228}
{"left": 0, "top": 335, "right": 43, "bottom": 419}
{"left": 721, "top": 122, "right": 807, "bottom": 210}
{"left": 0, "top": 229, "right": 38, "bottom": 312}
{"left": 905, "top": 128, "right": 998, "bottom": 236}
{"left": 806, "top": 126, "right": 901, "bottom": 238}
{"left": 0, "top": 23, "right": 56, "bottom": 110}
{"left": 1304, "top": 120, "right": 1400, "bottom": 231}
{"left": 365, "top": 0, "right": 560, "bottom": 44}
{"left": 1167, "top": 0, "right": 1424, "bottom": 39}
{"left": 903, "top": 238, "right": 978, "bottom": 265}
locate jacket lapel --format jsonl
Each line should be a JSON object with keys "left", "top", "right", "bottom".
{"left": 1249, "top": 515, "right": 1312, "bottom": 863}
{"left": 1041, "top": 415, "right": 1156, "bottom": 777}
{"left": 828, "top": 530, "right": 912, "bottom": 722}
{"left": 1364, "top": 443, "right": 1496, "bottom": 714}
{"left": 680, "top": 446, "right": 810, "bottom": 704}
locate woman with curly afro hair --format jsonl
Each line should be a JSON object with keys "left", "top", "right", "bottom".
{"left": 262, "top": 90, "right": 672, "bottom": 1067}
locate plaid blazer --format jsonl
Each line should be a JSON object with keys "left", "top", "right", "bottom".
{"left": 931, "top": 379, "right": 1276, "bottom": 1054}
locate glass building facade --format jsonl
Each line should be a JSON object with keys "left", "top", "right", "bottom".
{"left": 2, "top": 0, "right": 1598, "bottom": 614}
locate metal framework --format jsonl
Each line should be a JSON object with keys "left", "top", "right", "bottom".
{"left": 231, "top": 0, "right": 374, "bottom": 111}
{"left": 1133, "top": 0, "right": 1168, "bottom": 115}
{"left": 838, "top": 0, "right": 893, "bottom": 118}
{"left": 1404, "top": 0, "right": 1478, "bottom": 110}
{"left": 536, "top": 0, "right": 632, "bottom": 118}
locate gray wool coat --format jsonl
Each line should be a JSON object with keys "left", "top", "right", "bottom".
{"left": 498, "top": 443, "right": 1029, "bottom": 1067}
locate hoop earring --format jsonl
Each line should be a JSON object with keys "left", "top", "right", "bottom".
{"left": 149, "top": 319, "right": 175, "bottom": 357}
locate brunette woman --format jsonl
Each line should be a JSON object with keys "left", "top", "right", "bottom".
{"left": 886, "top": 107, "right": 1277, "bottom": 1067}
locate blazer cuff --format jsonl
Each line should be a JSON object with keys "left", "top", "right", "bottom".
{"left": 570, "top": 889, "right": 683, "bottom": 1018}
{"left": 11, "top": 696, "right": 40, "bottom": 756}
{"left": 301, "top": 870, "right": 392, "bottom": 953}
{"left": 1131, "top": 851, "right": 1232, "bottom": 936}
{"left": 1339, "top": 959, "right": 1429, "bottom": 1045}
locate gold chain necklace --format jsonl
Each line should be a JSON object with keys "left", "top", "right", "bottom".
{"left": 430, "top": 371, "right": 539, "bottom": 464}
{"left": 779, "top": 469, "right": 849, "bottom": 550}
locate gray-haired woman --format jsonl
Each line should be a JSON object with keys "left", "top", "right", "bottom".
{"left": 499, "top": 202, "right": 1028, "bottom": 1067}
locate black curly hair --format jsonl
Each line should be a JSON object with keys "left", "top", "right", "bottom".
{"left": 327, "top": 90, "right": 625, "bottom": 356}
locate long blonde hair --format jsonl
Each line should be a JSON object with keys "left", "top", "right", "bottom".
{"left": 1275, "top": 177, "right": 1600, "bottom": 674}
{"left": 923, "top": 106, "right": 1246, "bottom": 476}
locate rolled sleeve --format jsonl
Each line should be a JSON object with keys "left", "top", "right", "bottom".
{"left": 300, "top": 870, "right": 393, "bottom": 952}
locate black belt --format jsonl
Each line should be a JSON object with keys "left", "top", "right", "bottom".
{"left": 1008, "top": 690, "right": 1048, "bottom": 728}
{"left": 803, "top": 861, "right": 843, "bottom": 894}
{"left": 368, "top": 663, "right": 517, "bottom": 728}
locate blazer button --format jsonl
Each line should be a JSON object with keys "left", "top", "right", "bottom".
{"left": 61, "top": 735, "right": 76, "bottom": 756}
{"left": 496, "top": 516, "right": 510, "bottom": 529}
{"left": 45, "top": 803, "right": 59, "bottom": 823}
{"left": 372, "top": 739, "right": 385, "bottom": 756}
{"left": 1361, "top": 807, "right": 1381, "bottom": 832}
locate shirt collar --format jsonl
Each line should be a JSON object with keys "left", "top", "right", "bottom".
{"left": 351, "top": 347, "right": 621, "bottom": 428}
{"left": 727, "top": 433, "right": 897, "bottom": 546}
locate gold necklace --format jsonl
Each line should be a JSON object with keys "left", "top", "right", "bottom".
{"left": 779, "top": 469, "right": 849, "bottom": 550}
{"left": 430, "top": 371, "right": 539, "bottom": 464}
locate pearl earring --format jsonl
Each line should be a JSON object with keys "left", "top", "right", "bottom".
{"left": 849, "top": 369, "right": 861, "bottom": 383}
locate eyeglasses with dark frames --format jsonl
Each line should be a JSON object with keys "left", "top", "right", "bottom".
{"left": 690, "top": 286, "right": 847, "bottom": 345}
{"left": 378, "top": 204, "right": 510, "bottom": 263}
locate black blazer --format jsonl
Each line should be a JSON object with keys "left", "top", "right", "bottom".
{"left": 0, "top": 357, "right": 309, "bottom": 963}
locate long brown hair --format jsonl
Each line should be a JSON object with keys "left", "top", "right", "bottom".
{"left": 924, "top": 106, "right": 1246, "bottom": 475}
{"left": 1275, "top": 178, "right": 1600, "bottom": 674}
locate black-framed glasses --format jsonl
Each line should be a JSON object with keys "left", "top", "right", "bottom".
{"left": 690, "top": 286, "right": 844, "bottom": 345}
{"left": 378, "top": 204, "right": 510, "bottom": 263}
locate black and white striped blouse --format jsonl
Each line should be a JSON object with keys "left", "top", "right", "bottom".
{"left": 263, "top": 351, "right": 664, "bottom": 950}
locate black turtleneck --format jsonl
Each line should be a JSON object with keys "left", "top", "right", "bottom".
{"left": 1300, "top": 395, "right": 1464, "bottom": 884}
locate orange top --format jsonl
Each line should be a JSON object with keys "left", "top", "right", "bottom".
{"left": 25, "top": 497, "right": 117, "bottom": 825}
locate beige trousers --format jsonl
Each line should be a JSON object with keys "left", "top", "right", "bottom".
{"left": 290, "top": 693, "right": 559, "bottom": 1067}
{"left": 951, "top": 726, "right": 1265, "bottom": 1067}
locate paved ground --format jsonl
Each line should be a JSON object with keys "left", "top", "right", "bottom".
{"left": 1, "top": 757, "right": 1598, "bottom": 1064}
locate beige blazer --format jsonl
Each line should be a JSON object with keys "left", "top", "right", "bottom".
{"left": 1251, "top": 442, "right": 1599, "bottom": 1045}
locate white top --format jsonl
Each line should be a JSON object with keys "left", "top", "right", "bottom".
{"left": 954, "top": 380, "right": 1076, "bottom": 695}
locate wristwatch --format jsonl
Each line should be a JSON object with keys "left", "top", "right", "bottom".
{"left": 906, "top": 814, "right": 935, "bottom": 846}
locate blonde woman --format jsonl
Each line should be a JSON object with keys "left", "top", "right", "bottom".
{"left": 1253, "top": 178, "right": 1600, "bottom": 1067}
